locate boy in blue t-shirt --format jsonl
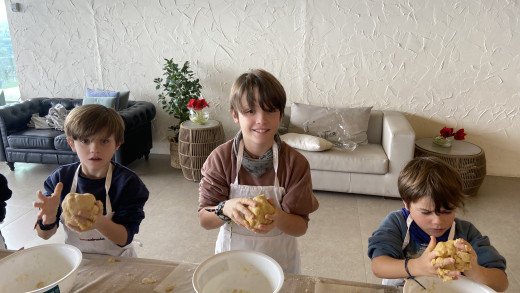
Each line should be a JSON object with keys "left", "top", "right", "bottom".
{"left": 33, "top": 104, "right": 149, "bottom": 257}
{"left": 368, "top": 156, "right": 508, "bottom": 292}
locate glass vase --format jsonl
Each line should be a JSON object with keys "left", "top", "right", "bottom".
{"left": 189, "top": 108, "right": 209, "bottom": 125}
{"left": 432, "top": 136, "right": 453, "bottom": 147}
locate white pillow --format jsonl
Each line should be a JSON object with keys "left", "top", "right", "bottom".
{"left": 288, "top": 102, "right": 372, "bottom": 144}
{"left": 281, "top": 133, "right": 333, "bottom": 152}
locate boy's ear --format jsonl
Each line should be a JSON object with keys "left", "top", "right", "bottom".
{"left": 67, "top": 138, "right": 77, "bottom": 152}
{"left": 403, "top": 200, "right": 410, "bottom": 210}
{"left": 115, "top": 142, "right": 122, "bottom": 151}
{"left": 231, "top": 109, "right": 239, "bottom": 124}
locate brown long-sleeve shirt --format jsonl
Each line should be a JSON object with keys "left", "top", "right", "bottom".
{"left": 198, "top": 140, "right": 319, "bottom": 222}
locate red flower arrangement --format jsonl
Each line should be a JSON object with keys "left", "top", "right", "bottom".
{"left": 186, "top": 98, "right": 209, "bottom": 111}
{"left": 433, "top": 126, "right": 466, "bottom": 147}
{"left": 186, "top": 99, "right": 210, "bottom": 125}
{"left": 440, "top": 126, "right": 466, "bottom": 140}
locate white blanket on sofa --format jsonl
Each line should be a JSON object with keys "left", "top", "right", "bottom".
{"left": 27, "top": 104, "right": 69, "bottom": 131}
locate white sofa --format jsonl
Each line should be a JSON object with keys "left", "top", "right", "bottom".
{"left": 281, "top": 108, "right": 415, "bottom": 198}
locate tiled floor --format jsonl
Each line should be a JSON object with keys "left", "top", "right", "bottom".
{"left": 1, "top": 154, "right": 518, "bottom": 291}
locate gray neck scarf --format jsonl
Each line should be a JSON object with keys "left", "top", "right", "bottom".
{"left": 233, "top": 130, "right": 282, "bottom": 178}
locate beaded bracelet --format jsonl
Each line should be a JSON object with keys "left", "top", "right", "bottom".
{"left": 205, "top": 201, "right": 232, "bottom": 237}
{"left": 205, "top": 201, "right": 231, "bottom": 222}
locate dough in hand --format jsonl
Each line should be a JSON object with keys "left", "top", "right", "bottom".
{"left": 431, "top": 239, "right": 474, "bottom": 281}
{"left": 62, "top": 193, "right": 103, "bottom": 231}
{"left": 245, "top": 194, "right": 275, "bottom": 229}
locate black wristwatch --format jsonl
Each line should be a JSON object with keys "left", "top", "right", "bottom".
{"left": 36, "top": 218, "right": 58, "bottom": 230}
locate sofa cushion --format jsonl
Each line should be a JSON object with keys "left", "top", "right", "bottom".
{"left": 54, "top": 134, "right": 72, "bottom": 151}
{"left": 289, "top": 102, "right": 372, "bottom": 145}
{"left": 82, "top": 96, "right": 118, "bottom": 109}
{"left": 8, "top": 129, "right": 64, "bottom": 149}
{"left": 86, "top": 88, "right": 130, "bottom": 110}
{"left": 116, "top": 91, "right": 130, "bottom": 110}
{"left": 281, "top": 133, "right": 333, "bottom": 151}
{"left": 296, "top": 143, "right": 388, "bottom": 174}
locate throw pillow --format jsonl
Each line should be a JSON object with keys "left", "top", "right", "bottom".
{"left": 281, "top": 133, "right": 333, "bottom": 151}
{"left": 82, "top": 96, "right": 118, "bottom": 109}
{"left": 288, "top": 102, "right": 372, "bottom": 145}
{"left": 85, "top": 88, "right": 130, "bottom": 110}
{"left": 117, "top": 91, "right": 130, "bottom": 110}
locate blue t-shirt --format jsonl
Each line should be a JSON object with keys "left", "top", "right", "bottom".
{"left": 44, "top": 162, "right": 149, "bottom": 246}
{"left": 367, "top": 210, "right": 506, "bottom": 271}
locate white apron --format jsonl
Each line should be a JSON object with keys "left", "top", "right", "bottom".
{"left": 215, "top": 141, "right": 301, "bottom": 274}
{"left": 61, "top": 163, "right": 136, "bottom": 257}
{"left": 382, "top": 215, "right": 456, "bottom": 286}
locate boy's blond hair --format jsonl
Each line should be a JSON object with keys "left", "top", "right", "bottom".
{"left": 229, "top": 69, "right": 286, "bottom": 118}
{"left": 65, "top": 104, "right": 125, "bottom": 144}
{"left": 398, "top": 156, "right": 466, "bottom": 214}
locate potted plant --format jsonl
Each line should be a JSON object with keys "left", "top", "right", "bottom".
{"left": 154, "top": 59, "right": 202, "bottom": 168}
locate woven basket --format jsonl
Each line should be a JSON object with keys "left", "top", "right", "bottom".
{"left": 169, "top": 136, "right": 181, "bottom": 169}
{"left": 178, "top": 121, "right": 225, "bottom": 181}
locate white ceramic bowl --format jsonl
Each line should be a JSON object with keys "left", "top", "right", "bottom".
{"left": 404, "top": 276, "right": 496, "bottom": 293}
{"left": 193, "top": 250, "right": 284, "bottom": 293}
{"left": 0, "top": 243, "right": 82, "bottom": 293}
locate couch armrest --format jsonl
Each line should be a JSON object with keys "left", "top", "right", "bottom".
{"left": 118, "top": 101, "right": 156, "bottom": 130}
{"left": 381, "top": 111, "right": 416, "bottom": 195}
{"left": 0, "top": 100, "right": 42, "bottom": 161}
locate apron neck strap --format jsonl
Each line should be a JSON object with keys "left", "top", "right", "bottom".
{"left": 72, "top": 163, "right": 114, "bottom": 213}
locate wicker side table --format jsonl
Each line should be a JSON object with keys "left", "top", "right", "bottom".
{"left": 414, "top": 138, "right": 486, "bottom": 196}
{"left": 178, "top": 120, "right": 225, "bottom": 181}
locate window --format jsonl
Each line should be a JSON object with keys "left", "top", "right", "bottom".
{"left": 0, "top": 1, "right": 20, "bottom": 104}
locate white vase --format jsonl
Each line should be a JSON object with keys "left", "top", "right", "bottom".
{"left": 432, "top": 136, "right": 453, "bottom": 147}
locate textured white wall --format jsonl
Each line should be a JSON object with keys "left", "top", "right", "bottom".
{"left": 6, "top": 0, "right": 520, "bottom": 177}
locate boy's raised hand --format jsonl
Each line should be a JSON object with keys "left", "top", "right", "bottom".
{"left": 33, "top": 182, "right": 63, "bottom": 225}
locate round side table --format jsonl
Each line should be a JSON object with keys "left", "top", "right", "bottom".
{"left": 414, "top": 138, "right": 486, "bottom": 196}
{"left": 178, "top": 120, "right": 225, "bottom": 181}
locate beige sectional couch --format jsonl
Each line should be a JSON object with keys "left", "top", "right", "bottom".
{"left": 281, "top": 105, "right": 415, "bottom": 198}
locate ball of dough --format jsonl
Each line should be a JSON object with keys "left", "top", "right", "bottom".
{"left": 245, "top": 194, "right": 275, "bottom": 229}
{"left": 431, "top": 239, "right": 474, "bottom": 281}
{"left": 62, "top": 193, "right": 103, "bottom": 231}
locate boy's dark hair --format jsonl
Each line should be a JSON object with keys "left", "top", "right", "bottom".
{"left": 229, "top": 69, "right": 286, "bottom": 118}
{"left": 398, "top": 156, "right": 466, "bottom": 214}
{"left": 65, "top": 104, "right": 125, "bottom": 144}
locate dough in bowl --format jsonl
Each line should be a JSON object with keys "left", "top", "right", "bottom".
{"left": 245, "top": 194, "right": 275, "bottom": 229}
{"left": 431, "top": 239, "right": 474, "bottom": 281}
{"left": 62, "top": 193, "right": 103, "bottom": 231}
